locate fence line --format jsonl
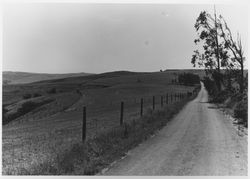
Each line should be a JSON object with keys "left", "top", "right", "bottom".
{"left": 82, "top": 106, "right": 86, "bottom": 142}
{"left": 140, "top": 98, "right": 143, "bottom": 116}
{"left": 82, "top": 89, "right": 199, "bottom": 141}
{"left": 120, "top": 101, "right": 124, "bottom": 126}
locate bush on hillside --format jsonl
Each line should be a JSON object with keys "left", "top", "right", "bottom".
{"left": 23, "top": 93, "right": 32, "bottom": 99}
{"left": 47, "top": 88, "right": 57, "bottom": 94}
{"left": 3, "top": 99, "right": 54, "bottom": 125}
{"left": 234, "top": 96, "right": 248, "bottom": 127}
{"left": 33, "top": 93, "right": 42, "bottom": 98}
{"left": 18, "top": 101, "right": 39, "bottom": 115}
{"left": 2, "top": 106, "right": 8, "bottom": 123}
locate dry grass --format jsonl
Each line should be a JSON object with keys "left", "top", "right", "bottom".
{"left": 2, "top": 70, "right": 201, "bottom": 175}
{"left": 2, "top": 94, "right": 197, "bottom": 175}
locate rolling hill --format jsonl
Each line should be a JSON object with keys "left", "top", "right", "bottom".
{"left": 2, "top": 69, "right": 202, "bottom": 174}
{"left": 2, "top": 71, "right": 93, "bottom": 85}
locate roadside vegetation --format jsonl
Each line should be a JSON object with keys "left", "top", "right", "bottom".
{"left": 191, "top": 9, "right": 248, "bottom": 127}
{"left": 203, "top": 75, "right": 248, "bottom": 127}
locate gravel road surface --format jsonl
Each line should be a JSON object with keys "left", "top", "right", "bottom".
{"left": 103, "top": 82, "right": 247, "bottom": 175}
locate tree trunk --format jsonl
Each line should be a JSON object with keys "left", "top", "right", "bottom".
{"left": 214, "top": 6, "right": 221, "bottom": 92}
{"left": 240, "top": 60, "right": 244, "bottom": 93}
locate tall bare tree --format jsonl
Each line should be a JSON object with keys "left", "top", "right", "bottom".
{"left": 191, "top": 8, "right": 228, "bottom": 91}
{"left": 218, "top": 16, "right": 246, "bottom": 93}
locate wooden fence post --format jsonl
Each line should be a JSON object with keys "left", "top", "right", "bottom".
{"left": 161, "top": 96, "right": 163, "bottom": 107}
{"left": 120, "top": 101, "right": 124, "bottom": 125}
{"left": 82, "top": 106, "right": 86, "bottom": 142}
{"left": 140, "top": 98, "right": 143, "bottom": 116}
{"left": 153, "top": 96, "right": 155, "bottom": 110}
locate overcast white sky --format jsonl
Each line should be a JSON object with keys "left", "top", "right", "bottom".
{"left": 2, "top": 2, "right": 248, "bottom": 73}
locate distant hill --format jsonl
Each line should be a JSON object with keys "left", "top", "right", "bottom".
{"left": 28, "top": 70, "right": 144, "bottom": 85}
{"left": 164, "top": 69, "right": 206, "bottom": 78}
{"left": 2, "top": 71, "right": 93, "bottom": 85}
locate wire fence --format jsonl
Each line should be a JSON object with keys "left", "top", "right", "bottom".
{"left": 82, "top": 89, "right": 199, "bottom": 141}
{"left": 2, "top": 86, "right": 200, "bottom": 174}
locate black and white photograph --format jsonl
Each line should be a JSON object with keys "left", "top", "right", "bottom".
{"left": 1, "top": 0, "right": 248, "bottom": 176}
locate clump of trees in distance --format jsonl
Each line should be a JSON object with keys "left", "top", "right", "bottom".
{"left": 47, "top": 88, "right": 57, "bottom": 94}
{"left": 191, "top": 7, "right": 247, "bottom": 127}
{"left": 178, "top": 73, "right": 200, "bottom": 86}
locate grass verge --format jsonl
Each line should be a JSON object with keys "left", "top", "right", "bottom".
{"left": 208, "top": 90, "right": 248, "bottom": 128}
{"left": 11, "top": 95, "right": 197, "bottom": 175}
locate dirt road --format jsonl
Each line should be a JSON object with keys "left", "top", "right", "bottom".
{"left": 103, "top": 82, "right": 247, "bottom": 175}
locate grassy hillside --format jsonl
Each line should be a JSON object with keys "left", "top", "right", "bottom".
{"left": 3, "top": 70, "right": 200, "bottom": 122}
{"left": 2, "top": 71, "right": 93, "bottom": 85}
{"left": 2, "top": 69, "right": 201, "bottom": 175}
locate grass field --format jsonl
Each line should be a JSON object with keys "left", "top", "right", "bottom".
{"left": 2, "top": 70, "right": 202, "bottom": 174}
{"left": 3, "top": 71, "right": 92, "bottom": 85}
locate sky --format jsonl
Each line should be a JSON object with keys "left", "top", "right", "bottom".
{"left": 2, "top": 2, "right": 248, "bottom": 74}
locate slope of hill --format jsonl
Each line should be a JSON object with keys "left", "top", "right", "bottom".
{"left": 2, "top": 71, "right": 93, "bottom": 84}
{"left": 2, "top": 69, "right": 202, "bottom": 175}
{"left": 2, "top": 70, "right": 202, "bottom": 106}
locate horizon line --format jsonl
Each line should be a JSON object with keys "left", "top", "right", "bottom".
{"left": 2, "top": 68, "right": 208, "bottom": 75}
